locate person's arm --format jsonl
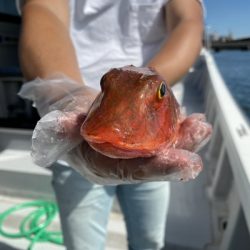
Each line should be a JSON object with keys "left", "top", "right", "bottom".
{"left": 19, "top": 0, "right": 82, "bottom": 83}
{"left": 148, "top": 0, "right": 204, "bottom": 86}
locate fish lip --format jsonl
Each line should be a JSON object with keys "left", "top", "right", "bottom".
{"left": 90, "top": 141, "right": 155, "bottom": 159}
{"left": 83, "top": 134, "right": 149, "bottom": 150}
{"left": 82, "top": 134, "right": 157, "bottom": 158}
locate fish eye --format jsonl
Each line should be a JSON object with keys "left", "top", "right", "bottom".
{"left": 100, "top": 75, "right": 106, "bottom": 91}
{"left": 157, "top": 82, "right": 167, "bottom": 99}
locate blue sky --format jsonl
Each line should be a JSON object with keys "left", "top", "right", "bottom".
{"left": 204, "top": 0, "right": 250, "bottom": 38}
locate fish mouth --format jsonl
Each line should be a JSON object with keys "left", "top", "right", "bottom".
{"left": 84, "top": 136, "right": 156, "bottom": 159}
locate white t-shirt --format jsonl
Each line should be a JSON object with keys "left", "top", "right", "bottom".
{"left": 16, "top": 0, "right": 204, "bottom": 90}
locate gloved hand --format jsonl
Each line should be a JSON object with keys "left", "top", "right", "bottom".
{"left": 19, "top": 74, "right": 212, "bottom": 185}
{"left": 67, "top": 113, "right": 211, "bottom": 185}
{"left": 19, "top": 74, "right": 99, "bottom": 167}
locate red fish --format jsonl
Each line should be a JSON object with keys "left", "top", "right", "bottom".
{"left": 81, "top": 66, "right": 182, "bottom": 158}
{"left": 79, "top": 65, "right": 212, "bottom": 181}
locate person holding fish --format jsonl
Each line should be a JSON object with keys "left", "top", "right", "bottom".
{"left": 18, "top": 0, "right": 209, "bottom": 249}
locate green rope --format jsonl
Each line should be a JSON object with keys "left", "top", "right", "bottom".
{"left": 0, "top": 200, "right": 63, "bottom": 250}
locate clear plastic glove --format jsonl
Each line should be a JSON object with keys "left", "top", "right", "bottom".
{"left": 19, "top": 71, "right": 212, "bottom": 185}
{"left": 19, "top": 75, "right": 98, "bottom": 167}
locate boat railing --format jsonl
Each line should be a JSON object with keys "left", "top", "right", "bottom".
{"left": 200, "top": 49, "right": 250, "bottom": 249}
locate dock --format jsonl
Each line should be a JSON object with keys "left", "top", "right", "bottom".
{"left": 211, "top": 37, "right": 250, "bottom": 52}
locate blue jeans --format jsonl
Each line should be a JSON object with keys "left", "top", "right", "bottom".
{"left": 51, "top": 163, "right": 170, "bottom": 250}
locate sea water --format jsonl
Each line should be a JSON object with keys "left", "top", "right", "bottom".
{"left": 213, "top": 50, "right": 250, "bottom": 120}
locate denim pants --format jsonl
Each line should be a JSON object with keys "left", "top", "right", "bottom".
{"left": 51, "top": 164, "right": 170, "bottom": 250}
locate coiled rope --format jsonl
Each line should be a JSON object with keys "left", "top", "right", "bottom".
{"left": 0, "top": 200, "right": 63, "bottom": 250}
